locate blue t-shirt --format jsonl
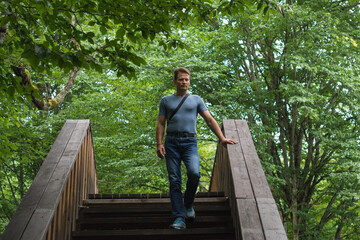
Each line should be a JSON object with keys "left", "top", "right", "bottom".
{"left": 158, "top": 94, "right": 207, "bottom": 134}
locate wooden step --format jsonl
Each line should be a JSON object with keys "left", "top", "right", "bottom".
{"left": 72, "top": 227, "right": 235, "bottom": 240}
{"left": 79, "top": 203, "right": 231, "bottom": 218}
{"left": 88, "top": 192, "right": 225, "bottom": 199}
{"left": 82, "top": 196, "right": 229, "bottom": 206}
{"left": 77, "top": 215, "right": 233, "bottom": 230}
{"left": 73, "top": 194, "right": 235, "bottom": 239}
{"left": 79, "top": 196, "right": 230, "bottom": 217}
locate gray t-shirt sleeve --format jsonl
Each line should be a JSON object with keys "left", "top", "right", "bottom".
{"left": 196, "top": 95, "right": 207, "bottom": 114}
{"left": 158, "top": 97, "right": 167, "bottom": 116}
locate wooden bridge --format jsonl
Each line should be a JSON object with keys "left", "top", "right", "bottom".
{"left": 0, "top": 119, "right": 287, "bottom": 240}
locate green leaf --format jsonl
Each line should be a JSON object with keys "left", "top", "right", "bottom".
{"left": 34, "top": 44, "right": 47, "bottom": 58}
{"left": 141, "top": 30, "right": 148, "bottom": 39}
{"left": 126, "top": 32, "right": 137, "bottom": 43}
{"left": 93, "top": 63, "right": 102, "bottom": 73}
{"left": 46, "top": 1, "right": 53, "bottom": 15}
{"left": 100, "top": 25, "right": 107, "bottom": 35}
{"left": 0, "top": 16, "right": 10, "bottom": 26}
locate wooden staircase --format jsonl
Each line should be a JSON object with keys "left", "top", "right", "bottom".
{"left": 1, "top": 119, "right": 288, "bottom": 240}
{"left": 72, "top": 192, "right": 235, "bottom": 240}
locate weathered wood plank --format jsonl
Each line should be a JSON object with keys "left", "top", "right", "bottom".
{"left": 21, "top": 209, "right": 55, "bottom": 240}
{"left": 223, "top": 127, "right": 254, "bottom": 200}
{"left": 0, "top": 120, "right": 77, "bottom": 240}
{"left": 77, "top": 215, "right": 230, "bottom": 224}
{"left": 82, "top": 197, "right": 228, "bottom": 205}
{"left": 237, "top": 199, "right": 265, "bottom": 240}
{"left": 72, "top": 227, "right": 235, "bottom": 237}
{"left": 223, "top": 119, "right": 237, "bottom": 131}
{"left": 39, "top": 120, "right": 89, "bottom": 209}
{"left": 212, "top": 143, "right": 231, "bottom": 195}
{"left": 257, "top": 198, "right": 287, "bottom": 240}
{"left": 78, "top": 205, "right": 228, "bottom": 215}
{"left": 245, "top": 153, "right": 273, "bottom": 199}
{"left": 209, "top": 147, "right": 220, "bottom": 192}
{"left": 20, "top": 120, "right": 90, "bottom": 240}
{"left": 235, "top": 120, "right": 273, "bottom": 199}
{"left": 264, "top": 230, "right": 288, "bottom": 240}
{"left": 222, "top": 120, "right": 260, "bottom": 240}
{"left": 86, "top": 126, "right": 98, "bottom": 194}
{"left": 234, "top": 120, "right": 287, "bottom": 239}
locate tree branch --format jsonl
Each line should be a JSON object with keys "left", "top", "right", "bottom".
{"left": 4, "top": 171, "right": 19, "bottom": 205}
{"left": 317, "top": 190, "right": 339, "bottom": 230}
{"left": 0, "top": 184, "right": 12, "bottom": 220}
{"left": 340, "top": 1, "right": 360, "bottom": 10}
{"left": 12, "top": 64, "right": 80, "bottom": 110}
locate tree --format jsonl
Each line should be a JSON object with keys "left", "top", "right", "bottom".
{"left": 0, "top": 100, "right": 55, "bottom": 233}
{"left": 0, "top": 0, "right": 213, "bottom": 110}
{"left": 0, "top": 0, "right": 274, "bottom": 110}
{"left": 1, "top": 0, "right": 280, "bottom": 234}
{"left": 172, "top": 1, "right": 360, "bottom": 239}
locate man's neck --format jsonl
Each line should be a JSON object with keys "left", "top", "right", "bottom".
{"left": 174, "top": 90, "right": 188, "bottom": 97}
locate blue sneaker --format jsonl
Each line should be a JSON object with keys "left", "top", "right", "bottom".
{"left": 170, "top": 217, "right": 186, "bottom": 229}
{"left": 185, "top": 207, "right": 195, "bottom": 219}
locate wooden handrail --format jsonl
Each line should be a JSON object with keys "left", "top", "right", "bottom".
{"left": 210, "top": 119, "right": 287, "bottom": 240}
{"left": 1, "top": 120, "right": 98, "bottom": 240}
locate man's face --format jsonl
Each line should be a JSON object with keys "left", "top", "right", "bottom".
{"left": 173, "top": 72, "right": 190, "bottom": 92}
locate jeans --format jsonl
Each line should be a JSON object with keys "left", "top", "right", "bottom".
{"left": 164, "top": 135, "right": 200, "bottom": 220}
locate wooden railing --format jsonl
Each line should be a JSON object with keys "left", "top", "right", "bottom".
{"left": 210, "top": 119, "right": 287, "bottom": 240}
{"left": 1, "top": 120, "right": 98, "bottom": 240}
{"left": 2, "top": 118, "right": 286, "bottom": 240}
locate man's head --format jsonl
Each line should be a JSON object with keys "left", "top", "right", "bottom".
{"left": 173, "top": 67, "right": 190, "bottom": 94}
{"left": 173, "top": 67, "right": 190, "bottom": 81}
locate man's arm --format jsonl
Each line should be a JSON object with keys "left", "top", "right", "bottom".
{"left": 200, "top": 110, "right": 238, "bottom": 145}
{"left": 156, "top": 115, "right": 166, "bottom": 159}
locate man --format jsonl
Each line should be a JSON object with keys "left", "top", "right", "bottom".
{"left": 156, "top": 67, "right": 237, "bottom": 229}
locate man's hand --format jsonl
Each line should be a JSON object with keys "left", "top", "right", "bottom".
{"left": 156, "top": 144, "right": 166, "bottom": 159}
{"left": 220, "top": 138, "right": 238, "bottom": 145}
{"left": 156, "top": 115, "right": 166, "bottom": 159}
{"left": 200, "top": 110, "right": 239, "bottom": 146}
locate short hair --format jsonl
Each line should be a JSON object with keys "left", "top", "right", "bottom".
{"left": 173, "top": 67, "right": 190, "bottom": 80}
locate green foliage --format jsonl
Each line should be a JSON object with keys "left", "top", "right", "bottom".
{"left": 0, "top": 92, "right": 56, "bottom": 234}
{"left": 2, "top": 0, "right": 360, "bottom": 239}
{"left": 64, "top": 69, "right": 171, "bottom": 193}
{"left": 1, "top": 0, "right": 281, "bottom": 235}
{"left": 0, "top": 0, "right": 212, "bottom": 98}
{"left": 175, "top": 1, "right": 360, "bottom": 239}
